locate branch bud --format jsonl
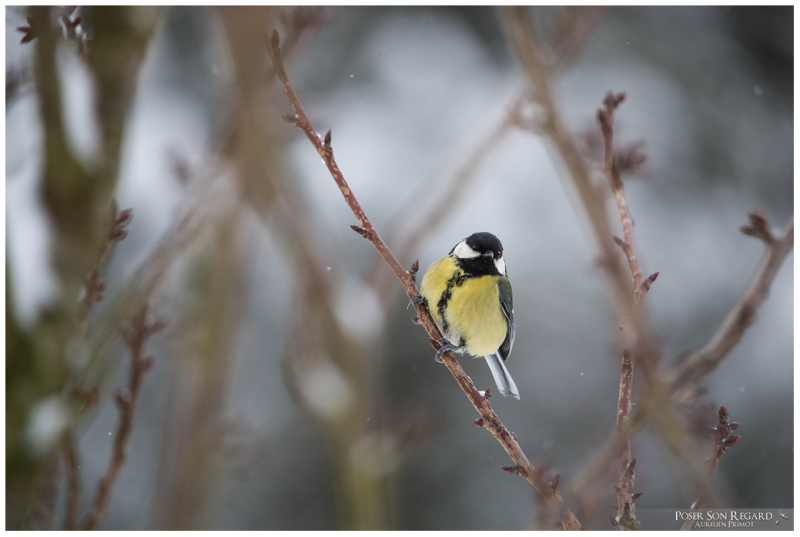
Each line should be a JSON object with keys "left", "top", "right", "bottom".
{"left": 114, "top": 389, "right": 131, "bottom": 408}
{"left": 281, "top": 113, "right": 299, "bottom": 125}
{"left": 117, "top": 209, "right": 134, "bottom": 227}
{"left": 140, "top": 356, "right": 155, "bottom": 371}
{"left": 723, "top": 435, "right": 741, "bottom": 449}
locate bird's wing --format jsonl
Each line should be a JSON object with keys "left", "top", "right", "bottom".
{"left": 497, "top": 279, "right": 515, "bottom": 361}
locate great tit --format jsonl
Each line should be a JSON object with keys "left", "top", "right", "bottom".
{"left": 418, "top": 232, "right": 519, "bottom": 399}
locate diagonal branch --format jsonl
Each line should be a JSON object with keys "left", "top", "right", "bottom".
{"left": 671, "top": 213, "right": 793, "bottom": 392}
{"left": 266, "top": 29, "right": 583, "bottom": 531}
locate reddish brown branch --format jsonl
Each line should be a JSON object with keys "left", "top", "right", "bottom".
{"left": 598, "top": 92, "right": 659, "bottom": 531}
{"left": 267, "top": 29, "right": 583, "bottom": 531}
{"left": 81, "top": 305, "right": 164, "bottom": 530}
{"left": 671, "top": 213, "right": 793, "bottom": 391}
{"left": 679, "top": 406, "right": 741, "bottom": 531}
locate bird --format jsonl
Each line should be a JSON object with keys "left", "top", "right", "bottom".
{"left": 416, "top": 232, "right": 519, "bottom": 399}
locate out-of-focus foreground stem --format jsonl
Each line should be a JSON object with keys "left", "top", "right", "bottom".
{"left": 8, "top": 6, "right": 155, "bottom": 528}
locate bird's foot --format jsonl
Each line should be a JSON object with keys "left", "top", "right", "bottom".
{"left": 407, "top": 295, "right": 427, "bottom": 310}
{"left": 435, "top": 339, "right": 464, "bottom": 363}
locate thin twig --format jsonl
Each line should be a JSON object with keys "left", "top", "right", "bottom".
{"left": 266, "top": 29, "right": 583, "bottom": 531}
{"left": 63, "top": 433, "right": 81, "bottom": 530}
{"left": 81, "top": 305, "right": 164, "bottom": 530}
{"left": 597, "top": 92, "right": 659, "bottom": 531}
{"left": 679, "top": 406, "right": 740, "bottom": 531}
{"left": 671, "top": 214, "right": 794, "bottom": 392}
{"left": 78, "top": 200, "right": 133, "bottom": 326}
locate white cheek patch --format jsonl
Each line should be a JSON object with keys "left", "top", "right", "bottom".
{"left": 453, "top": 240, "right": 480, "bottom": 259}
{"left": 494, "top": 256, "right": 506, "bottom": 275}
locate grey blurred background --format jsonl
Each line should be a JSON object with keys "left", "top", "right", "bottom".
{"left": 5, "top": 6, "right": 793, "bottom": 530}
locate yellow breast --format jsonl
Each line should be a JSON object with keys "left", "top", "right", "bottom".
{"left": 419, "top": 256, "right": 507, "bottom": 357}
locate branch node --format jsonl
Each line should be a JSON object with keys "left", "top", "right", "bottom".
{"left": 740, "top": 210, "right": 774, "bottom": 244}
{"left": 603, "top": 90, "right": 627, "bottom": 112}
{"left": 612, "top": 235, "right": 628, "bottom": 252}
{"left": 484, "top": 387, "right": 492, "bottom": 399}
{"left": 141, "top": 356, "right": 156, "bottom": 372}
{"left": 281, "top": 113, "right": 299, "bottom": 126}
{"left": 640, "top": 271, "right": 659, "bottom": 294}
{"left": 501, "top": 465, "right": 527, "bottom": 477}
{"left": 473, "top": 418, "right": 485, "bottom": 428}
{"left": 349, "top": 224, "right": 374, "bottom": 240}
{"left": 551, "top": 472, "right": 560, "bottom": 490}
{"left": 113, "top": 389, "right": 131, "bottom": 409}
{"left": 323, "top": 129, "right": 332, "bottom": 150}
{"left": 409, "top": 259, "right": 420, "bottom": 283}
{"left": 269, "top": 28, "right": 280, "bottom": 52}
{"left": 722, "top": 435, "right": 740, "bottom": 450}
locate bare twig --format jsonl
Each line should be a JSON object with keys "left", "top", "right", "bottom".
{"left": 598, "top": 92, "right": 660, "bottom": 531}
{"left": 63, "top": 433, "right": 81, "bottom": 530}
{"left": 267, "top": 29, "right": 583, "bottom": 531}
{"left": 679, "top": 406, "right": 741, "bottom": 531}
{"left": 671, "top": 213, "right": 793, "bottom": 392}
{"left": 79, "top": 200, "right": 134, "bottom": 326}
{"left": 81, "top": 305, "right": 164, "bottom": 530}
{"left": 598, "top": 92, "right": 642, "bottom": 290}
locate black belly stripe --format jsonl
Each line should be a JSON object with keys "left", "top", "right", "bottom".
{"left": 437, "top": 270, "right": 467, "bottom": 335}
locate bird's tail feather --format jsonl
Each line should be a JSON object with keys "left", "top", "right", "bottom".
{"left": 484, "top": 353, "right": 520, "bottom": 400}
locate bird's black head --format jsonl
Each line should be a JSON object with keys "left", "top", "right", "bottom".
{"left": 450, "top": 232, "right": 506, "bottom": 276}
